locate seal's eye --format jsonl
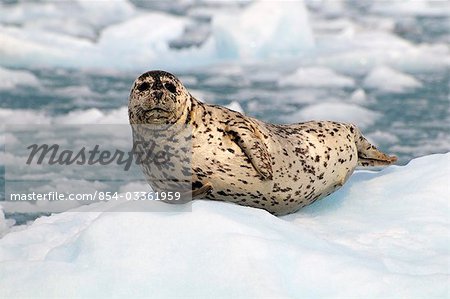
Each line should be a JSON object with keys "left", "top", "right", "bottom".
{"left": 164, "top": 82, "right": 176, "bottom": 93}
{"left": 137, "top": 82, "right": 150, "bottom": 92}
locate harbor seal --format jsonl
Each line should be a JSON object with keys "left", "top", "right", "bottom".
{"left": 128, "top": 70, "right": 397, "bottom": 215}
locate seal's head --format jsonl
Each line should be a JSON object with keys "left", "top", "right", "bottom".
{"left": 128, "top": 70, "right": 189, "bottom": 124}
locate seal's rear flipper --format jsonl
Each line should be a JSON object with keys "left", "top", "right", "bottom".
{"left": 347, "top": 124, "right": 397, "bottom": 167}
{"left": 358, "top": 155, "right": 397, "bottom": 167}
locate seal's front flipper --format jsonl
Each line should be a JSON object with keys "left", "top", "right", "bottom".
{"left": 347, "top": 124, "right": 397, "bottom": 167}
{"left": 191, "top": 182, "right": 212, "bottom": 199}
{"left": 176, "top": 182, "right": 212, "bottom": 202}
{"left": 226, "top": 125, "right": 273, "bottom": 180}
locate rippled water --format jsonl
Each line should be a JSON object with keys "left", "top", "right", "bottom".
{"left": 1, "top": 64, "right": 448, "bottom": 163}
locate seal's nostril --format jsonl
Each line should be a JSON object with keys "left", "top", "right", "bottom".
{"left": 153, "top": 90, "right": 163, "bottom": 100}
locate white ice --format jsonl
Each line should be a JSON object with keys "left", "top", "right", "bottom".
{"left": 0, "top": 66, "right": 40, "bottom": 90}
{"left": 0, "top": 11, "right": 190, "bottom": 70}
{"left": 54, "top": 107, "right": 129, "bottom": 125}
{"left": 0, "top": 1, "right": 449, "bottom": 74}
{"left": 211, "top": 0, "right": 314, "bottom": 60}
{"left": 225, "top": 101, "right": 244, "bottom": 114}
{"left": 0, "top": 107, "right": 128, "bottom": 126}
{"left": 203, "top": 76, "right": 250, "bottom": 88}
{"left": 363, "top": 65, "right": 423, "bottom": 93}
{"left": 369, "top": 0, "right": 450, "bottom": 17}
{"left": 283, "top": 102, "right": 380, "bottom": 129}
{"left": 0, "top": 0, "right": 314, "bottom": 70}
{"left": 0, "top": 102, "right": 244, "bottom": 127}
{"left": 0, "top": 153, "right": 448, "bottom": 298}
{"left": 349, "top": 88, "right": 368, "bottom": 104}
{"left": 0, "top": 108, "right": 51, "bottom": 125}
{"left": 312, "top": 29, "right": 450, "bottom": 75}
{"left": 367, "top": 130, "right": 400, "bottom": 145}
{"left": 278, "top": 67, "right": 355, "bottom": 88}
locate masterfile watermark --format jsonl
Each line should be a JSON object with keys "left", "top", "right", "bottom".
{"left": 9, "top": 191, "right": 182, "bottom": 202}
{"left": 3, "top": 124, "right": 194, "bottom": 213}
{"left": 26, "top": 141, "right": 171, "bottom": 171}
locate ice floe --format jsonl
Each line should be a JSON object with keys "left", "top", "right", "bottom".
{"left": 278, "top": 67, "right": 355, "bottom": 88}
{"left": 0, "top": 67, "right": 41, "bottom": 90}
{"left": 363, "top": 65, "right": 423, "bottom": 93}
{"left": 0, "top": 153, "right": 448, "bottom": 298}
{"left": 283, "top": 102, "right": 380, "bottom": 129}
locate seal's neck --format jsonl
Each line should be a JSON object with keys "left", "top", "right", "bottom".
{"left": 176, "top": 94, "right": 202, "bottom": 127}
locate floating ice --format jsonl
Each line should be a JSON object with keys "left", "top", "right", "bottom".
{"left": 0, "top": 208, "right": 10, "bottom": 237}
{"left": 369, "top": 0, "right": 450, "bottom": 17}
{"left": 225, "top": 101, "right": 244, "bottom": 114}
{"left": 278, "top": 67, "right": 355, "bottom": 88}
{"left": 0, "top": 67, "right": 40, "bottom": 90}
{"left": 54, "top": 107, "right": 128, "bottom": 124}
{"left": 0, "top": 0, "right": 136, "bottom": 39}
{"left": 0, "top": 108, "right": 50, "bottom": 125}
{"left": 212, "top": 0, "right": 314, "bottom": 60}
{"left": 0, "top": 12, "right": 190, "bottom": 70}
{"left": 246, "top": 70, "right": 282, "bottom": 84}
{"left": 367, "top": 130, "right": 400, "bottom": 145}
{"left": 96, "top": 13, "right": 188, "bottom": 69}
{"left": 363, "top": 65, "right": 423, "bottom": 93}
{"left": 283, "top": 102, "right": 380, "bottom": 129}
{"left": 314, "top": 30, "right": 450, "bottom": 74}
{"left": 0, "top": 0, "right": 317, "bottom": 70}
{"left": 1, "top": 0, "right": 448, "bottom": 73}
{"left": 0, "top": 153, "right": 448, "bottom": 297}
{"left": 8, "top": 101, "right": 250, "bottom": 128}
{"left": 349, "top": 88, "right": 368, "bottom": 104}
{"left": 53, "top": 85, "right": 98, "bottom": 98}
{"left": 0, "top": 23, "right": 96, "bottom": 68}
{"left": 179, "top": 75, "right": 199, "bottom": 86}
{"left": 203, "top": 76, "right": 237, "bottom": 87}
{"left": 0, "top": 106, "right": 129, "bottom": 126}
{"left": 390, "top": 132, "right": 450, "bottom": 159}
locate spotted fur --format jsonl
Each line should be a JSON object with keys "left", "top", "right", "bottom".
{"left": 129, "top": 70, "right": 397, "bottom": 215}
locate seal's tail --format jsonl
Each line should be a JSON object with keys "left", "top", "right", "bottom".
{"left": 347, "top": 124, "right": 397, "bottom": 167}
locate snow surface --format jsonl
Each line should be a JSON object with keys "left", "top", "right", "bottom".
{"left": 0, "top": 153, "right": 448, "bottom": 298}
